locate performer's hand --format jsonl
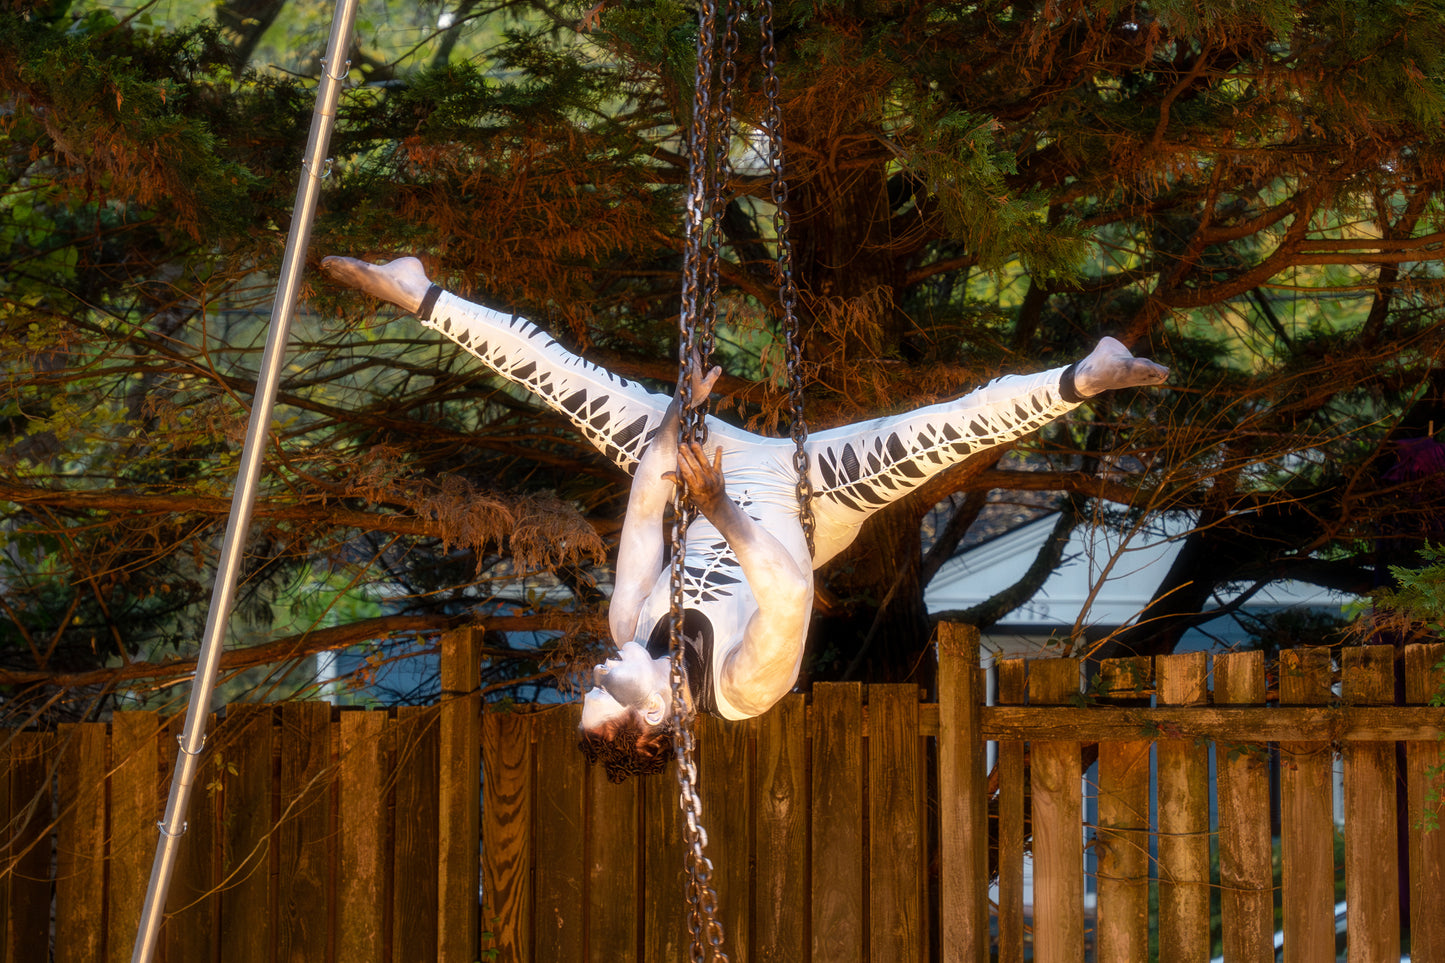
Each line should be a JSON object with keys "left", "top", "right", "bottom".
{"left": 666, "top": 441, "right": 727, "bottom": 514}
{"left": 683, "top": 347, "right": 722, "bottom": 410}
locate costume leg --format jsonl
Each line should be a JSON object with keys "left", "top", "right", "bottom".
{"left": 806, "top": 367, "right": 1080, "bottom": 553}
{"left": 420, "top": 289, "right": 673, "bottom": 472}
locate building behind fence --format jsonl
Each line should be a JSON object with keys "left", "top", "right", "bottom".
{"left": 2, "top": 628, "right": 1443, "bottom": 962}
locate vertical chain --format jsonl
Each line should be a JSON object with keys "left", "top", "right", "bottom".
{"left": 759, "top": 0, "right": 815, "bottom": 556}
{"left": 669, "top": 0, "right": 729, "bottom": 958}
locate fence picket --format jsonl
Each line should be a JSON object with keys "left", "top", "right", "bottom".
{"left": 1214, "top": 651, "right": 1273, "bottom": 963}
{"left": 56, "top": 724, "right": 106, "bottom": 963}
{"left": 1405, "top": 641, "right": 1445, "bottom": 961}
{"left": 277, "top": 701, "right": 332, "bottom": 963}
{"left": 869, "top": 684, "right": 924, "bottom": 963}
{"left": 586, "top": 747, "right": 639, "bottom": 963}
{"left": 221, "top": 705, "right": 275, "bottom": 963}
{"left": 995, "top": 659, "right": 1027, "bottom": 963}
{"left": 1030, "top": 657, "right": 1083, "bottom": 963}
{"left": 1156, "top": 652, "right": 1211, "bottom": 963}
{"left": 700, "top": 711, "right": 753, "bottom": 963}
{"left": 482, "top": 709, "right": 533, "bottom": 963}
{"left": 1342, "top": 646, "right": 1400, "bottom": 962}
{"left": 392, "top": 706, "right": 440, "bottom": 963}
{"left": 438, "top": 628, "right": 482, "bottom": 963}
{"left": 2, "top": 732, "right": 52, "bottom": 963}
{"left": 107, "top": 713, "right": 161, "bottom": 963}
{"left": 753, "top": 693, "right": 806, "bottom": 963}
{"left": 937, "top": 623, "right": 987, "bottom": 963}
{"left": 337, "top": 710, "right": 386, "bottom": 963}
{"left": 163, "top": 712, "right": 220, "bottom": 963}
{"left": 1095, "top": 657, "right": 1152, "bottom": 963}
{"left": 534, "top": 707, "right": 585, "bottom": 963}
{"left": 811, "top": 682, "right": 864, "bottom": 963}
{"left": 641, "top": 732, "right": 687, "bottom": 963}
{"left": 1279, "top": 647, "right": 1335, "bottom": 963}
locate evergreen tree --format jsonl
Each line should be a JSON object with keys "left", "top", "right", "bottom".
{"left": 3, "top": 0, "right": 1445, "bottom": 716}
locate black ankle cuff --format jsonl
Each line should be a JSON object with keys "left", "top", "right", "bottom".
{"left": 417, "top": 283, "right": 443, "bottom": 321}
{"left": 1059, "top": 363, "right": 1083, "bottom": 403}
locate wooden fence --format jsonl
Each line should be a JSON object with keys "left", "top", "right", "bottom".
{"left": 2, "top": 629, "right": 1444, "bottom": 962}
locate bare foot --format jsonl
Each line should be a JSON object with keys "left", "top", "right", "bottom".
{"left": 1073, "top": 336, "right": 1169, "bottom": 397}
{"left": 320, "top": 256, "right": 432, "bottom": 315}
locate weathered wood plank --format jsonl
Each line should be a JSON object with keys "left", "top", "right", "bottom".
{"left": 533, "top": 708, "right": 585, "bottom": 963}
{"left": 1279, "top": 648, "right": 1335, "bottom": 963}
{"left": 482, "top": 709, "right": 533, "bottom": 963}
{"left": 437, "top": 628, "right": 482, "bottom": 963}
{"left": 277, "top": 701, "right": 332, "bottom": 963}
{"left": 4, "top": 732, "right": 54, "bottom": 963}
{"left": 974, "top": 703, "right": 1445, "bottom": 741}
{"left": 220, "top": 705, "right": 275, "bottom": 963}
{"left": 1029, "top": 658, "right": 1083, "bottom": 963}
{"left": 586, "top": 732, "right": 638, "bottom": 963}
{"left": 1405, "top": 642, "right": 1445, "bottom": 963}
{"left": 337, "top": 710, "right": 386, "bottom": 963}
{"left": 699, "top": 711, "right": 751, "bottom": 963}
{"left": 108, "top": 712, "right": 162, "bottom": 963}
{"left": 163, "top": 713, "right": 220, "bottom": 963}
{"left": 1156, "top": 652, "right": 1211, "bottom": 963}
{"left": 641, "top": 734, "right": 687, "bottom": 963}
{"left": 392, "top": 706, "right": 440, "bottom": 963}
{"left": 56, "top": 723, "right": 107, "bottom": 963}
{"left": 1214, "top": 651, "right": 1273, "bottom": 963}
{"left": 937, "top": 623, "right": 987, "bottom": 963}
{"left": 996, "top": 660, "right": 1026, "bottom": 963}
{"left": 811, "top": 682, "right": 864, "bottom": 963}
{"left": 868, "top": 684, "right": 923, "bottom": 963}
{"left": 1342, "top": 646, "right": 1399, "bottom": 963}
{"left": 753, "top": 693, "right": 806, "bottom": 963}
{"left": 1094, "top": 658, "right": 1152, "bottom": 963}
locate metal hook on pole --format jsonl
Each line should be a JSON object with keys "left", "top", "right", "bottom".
{"left": 128, "top": 1, "right": 359, "bottom": 960}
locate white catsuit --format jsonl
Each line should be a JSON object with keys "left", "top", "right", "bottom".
{"left": 418, "top": 288, "right": 1083, "bottom": 719}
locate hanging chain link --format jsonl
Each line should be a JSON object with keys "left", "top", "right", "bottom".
{"left": 668, "top": 0, "right": 730, "bottom": 958}
{"left": 759, "top": 0, "right": 814, "bottom": 555}
{"left": 668, "top": 2, "right": 808, "bottom": 960}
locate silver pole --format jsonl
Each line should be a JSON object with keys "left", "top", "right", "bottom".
{"left": 129, "top": 3, "right": 359, "bottom": 959}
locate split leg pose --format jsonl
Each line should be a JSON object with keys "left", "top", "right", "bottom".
{"left": 322, "top": 256, "right": 1169, "bottom": 781}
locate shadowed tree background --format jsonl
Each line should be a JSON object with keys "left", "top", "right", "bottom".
{"left": 3, "top": 0, "right": 1445, "bottom": 721}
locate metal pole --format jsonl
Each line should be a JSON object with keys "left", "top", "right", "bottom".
{"left": 129, "top": 2, "right": 359, "bottom": 959}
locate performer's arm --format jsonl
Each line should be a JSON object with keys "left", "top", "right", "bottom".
{"left": 610, "top": 360, "right": 721, "bottom": 645}
{"left": 672, "top": 443, "right": 812, "bottom": 717}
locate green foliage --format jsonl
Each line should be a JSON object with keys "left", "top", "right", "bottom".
{"left": 5, "top": 0, "right": 1445, "bottom": 718}
{"left": 1376, "top": 543, "right": 1445, "bottom": 639}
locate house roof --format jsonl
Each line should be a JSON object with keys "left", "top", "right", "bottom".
{"left": 924, "top": 512, "right": 1355, "bottom": 632}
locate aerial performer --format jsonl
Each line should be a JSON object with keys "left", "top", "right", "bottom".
{"left": 322, "top": 255, "right": 1169, "bottom": 781}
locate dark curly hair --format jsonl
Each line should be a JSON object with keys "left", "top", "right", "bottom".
{"left": 577, "top": 710, "right": 674, "bottom": 783}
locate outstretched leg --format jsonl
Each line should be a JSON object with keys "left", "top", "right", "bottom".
{"left": 805, "top": 339, "right": 1168, "bottom": 563}
{"left": 323, "top": 256, "right": 677, "bottom": 473}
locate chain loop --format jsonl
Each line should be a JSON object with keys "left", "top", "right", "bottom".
{"left": 669, "top": 0, "right": 729, "bottom": 959}
{"left": 759, "top": 0, "right": 815, "bottom": 555}
{"left": 669, "top": 2, "right": 810, "bottom": 959}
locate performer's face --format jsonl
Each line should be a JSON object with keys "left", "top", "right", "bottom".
{"left": 581, "top": 641, "right": 669, "bottom": 729}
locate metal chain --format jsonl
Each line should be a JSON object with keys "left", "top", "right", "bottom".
{"left": 667, "top": 2, "right": 809, "bottom": 959}
{"left": 759, "top": 0, "right": 815, "bottom": 555}
{"left": 668, "top": 0, "right": 730, "bottom": 957}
